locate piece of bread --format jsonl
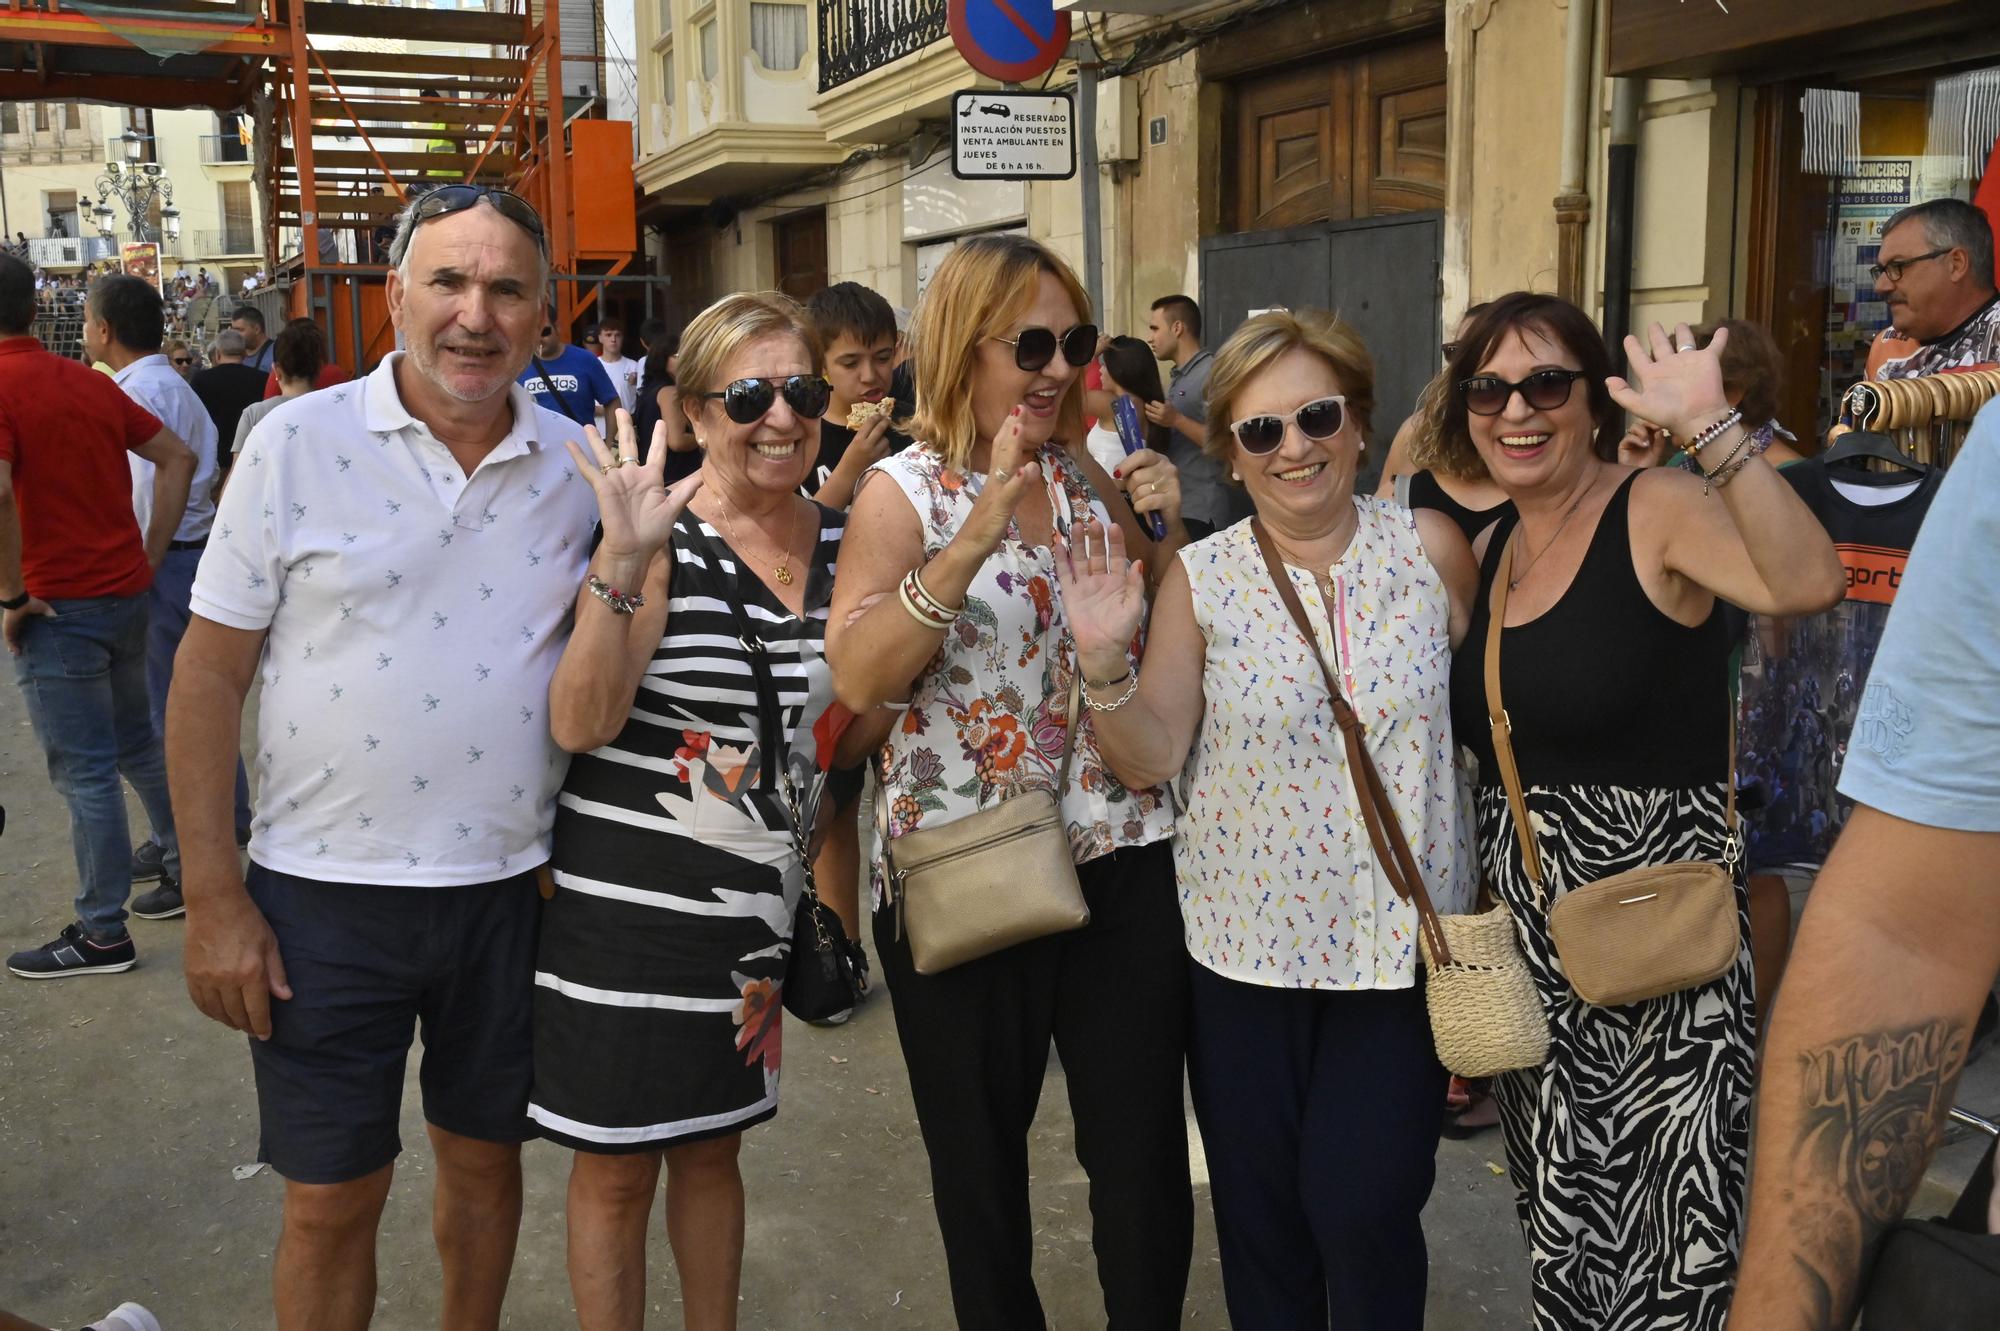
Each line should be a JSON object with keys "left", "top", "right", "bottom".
{"left": 846, "top": 397, "right": 894, "bottom": 429}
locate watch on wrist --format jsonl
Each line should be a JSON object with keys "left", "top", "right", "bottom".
{"left": 0, "top": 591, "right": 30, "bottom": 611}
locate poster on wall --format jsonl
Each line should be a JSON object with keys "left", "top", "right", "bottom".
{"left": 120, "top": 242, "right": 162, "bottom": 292}
{"left": 1825, "top": 156, "right": 1967, "bottom": 384}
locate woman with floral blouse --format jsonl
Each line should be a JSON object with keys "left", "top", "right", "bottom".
{"left": 827, "top": 233, "right": 1192, "bottom": 1329}
{"left": 1060, "top": 309, "right": 1479, "bottom": 1330}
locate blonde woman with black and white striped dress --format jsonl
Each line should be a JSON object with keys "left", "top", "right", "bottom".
{"left": 530, "top": 293, "right": 894, "bottom": 1331}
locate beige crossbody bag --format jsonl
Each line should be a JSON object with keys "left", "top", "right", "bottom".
{"left": 1250, "top": 521, "right": 1548, "bottom": 1077}
{"left": 1485, "top": 530, "right": 1742, "bottom": 1008}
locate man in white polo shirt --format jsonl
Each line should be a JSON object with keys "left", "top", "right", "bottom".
{"left": 83, "top": 273, "right": 247, "bottom": 912}
{"left": 167, "top": 185, "right": 597, "bottom": 1331}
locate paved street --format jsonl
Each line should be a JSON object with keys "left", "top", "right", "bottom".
{"left": 0, "top": 679, "right": 1991, "bottom": 1329}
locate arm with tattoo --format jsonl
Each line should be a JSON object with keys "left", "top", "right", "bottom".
{"left": 1728, "top": 808, "right": 2000, "bottom": 1331}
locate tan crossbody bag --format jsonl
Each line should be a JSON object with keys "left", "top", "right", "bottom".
{"left": 1251, "top": 521, "right": 1549, "bottom": 1077}
{"left": 1484, "top": 530, "right": 1742, "bottom": 1008}
{"left": 880, "top": 671, "right": 1089, "bottom": 975}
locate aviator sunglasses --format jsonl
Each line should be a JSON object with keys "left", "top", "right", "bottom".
{"left": 1457, "top": 369, "right": 1589, "bottom": 417}
{"left": 699, "top": 375, "right": 832, "bottom": 425}
{"left": 400, "top": 184, "right": 548, "bottom": 259}
{"left": 991, "top": 323, "right": 1098, "bottom": 374}
{"left": 1230, "top": 395, "right": 1347, "bottom": 454}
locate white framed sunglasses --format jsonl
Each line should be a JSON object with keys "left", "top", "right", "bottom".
{"left": 1229, "top": 395, "right": 1347, "bottom": 454}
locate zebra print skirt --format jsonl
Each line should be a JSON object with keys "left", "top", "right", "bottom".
{"left": 1474, "top": 781, "right": 1754, "bottom": 1331}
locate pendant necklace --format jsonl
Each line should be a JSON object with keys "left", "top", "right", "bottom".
{"left": 715, "top": 494, "right": 803, "bottom": 586}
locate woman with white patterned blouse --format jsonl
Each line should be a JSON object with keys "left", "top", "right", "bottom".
{"left": 827, "top": 233, "right": 1193, "bottom": 1329}
{"left": 1059, "top": 309, "right": 1479, "bottom": 1330}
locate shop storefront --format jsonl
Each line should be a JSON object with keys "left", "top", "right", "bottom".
{"left": 1613, "top": 0, "right": 1998, "bottom": 439}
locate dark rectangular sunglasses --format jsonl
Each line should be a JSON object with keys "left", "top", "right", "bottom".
{"left": 1230, "top": 395, "right": 1346, "bottom": 454}
{"left": 993, "top": 323, "right": 1097, "bottom": 373}
{"left": 699, "top": 375, "right": 832, "bottom": 425}
{"left": 404, "top": 184, "right": 548, "bottom": 257}
{"left": 1457, "top": 368, "right": 1588, "bottom": 417}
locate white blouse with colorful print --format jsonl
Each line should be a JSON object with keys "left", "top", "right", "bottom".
{"left": 1176, "top": 500, "right": 1474, "bottom": 990}
{"left": 869, "top": 442, "right": 1178, "bottom": 868}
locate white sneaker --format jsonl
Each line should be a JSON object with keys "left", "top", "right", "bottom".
{"left": 86, "top": 1304, "right": 162, "bottom": 1331}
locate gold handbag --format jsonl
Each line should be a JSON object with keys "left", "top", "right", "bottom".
{"left": 1250, "top": 522, "right": 1548, "bottom": 1078}
{"left": 880, "top": 673, "right": 1089, "bottom": 975}
{"left": 1485, "top": 531, "right": 1742, "bottom": 1009}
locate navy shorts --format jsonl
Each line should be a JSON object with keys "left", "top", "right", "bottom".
{"left": 245, "top": 862, "right": 541, "bottom": 1185}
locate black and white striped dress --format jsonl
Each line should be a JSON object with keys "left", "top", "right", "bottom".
{"left": 1449, "top": 475, "right": 1754, "bottom": 1330}
{"left": 528, "top": 505, "right": 843, "bottom": 1152}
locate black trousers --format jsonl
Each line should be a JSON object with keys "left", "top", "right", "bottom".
{"left": 1187, "top": 964, "right": 1448, "bottom": 1330}
{"left": 874, "top": 838, "right": 1193, "bottom": 1330}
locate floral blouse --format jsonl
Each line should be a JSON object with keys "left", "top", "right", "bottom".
{"left": 1176, "top": 501, "right": 1475, "bottom": 990}
{"left": 869, "top": 442, "right": 1178, "bottom": 870}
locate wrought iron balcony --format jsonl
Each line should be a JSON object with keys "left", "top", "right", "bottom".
{"left": 818, "top": 0, "right": 947, "bottom": 94}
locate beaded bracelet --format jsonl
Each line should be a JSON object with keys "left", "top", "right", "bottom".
{"left": 585, "top": 575, "right": 644, "bottom": 615}
{"left": 1683, "top": 407, "right": 1744, "bottom": 462}
{"left": 1697, "top": 424, "right": 1751, "bottom": 495}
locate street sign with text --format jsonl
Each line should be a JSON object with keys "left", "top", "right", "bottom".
{"left": 951, "top": 90, "right": 1076, "bottom": 181}
{"left": 947, "top": 0, "right": 1071, "bottom": 84}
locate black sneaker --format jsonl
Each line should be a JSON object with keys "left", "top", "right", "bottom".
{"left": 7, "top": 923, "right": 136, "bottom": 979}
{"left": 129, "top": 839, "right": 167, "bottom": 883}
{"left": 132, "top": 874, "right": 185, "bottom": 920}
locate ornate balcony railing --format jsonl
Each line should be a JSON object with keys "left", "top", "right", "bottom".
{"left": 817, "top": 0, "right": 947, "bottom": 94}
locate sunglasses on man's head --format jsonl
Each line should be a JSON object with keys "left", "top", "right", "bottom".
{"left": 1230, "top": 395, "right": 1347, "bottom": 454}
{"left": 991, "top": 323, "right": 1097, "bottom": 374}
{"left": 1457, "top": 369, "right": 1589, "bottom": 417}
{"left": 699, "top": 375, "right": 832, "bottom": 425}
{"left": 403, "top": 185, "right": 548, "bottom": 258}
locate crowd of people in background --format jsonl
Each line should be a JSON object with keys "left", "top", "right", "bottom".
{"left": 5, "top": 184, "right": 2000, "bottom": 1331}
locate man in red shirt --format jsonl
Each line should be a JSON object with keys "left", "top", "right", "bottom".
{"left": 0, "top": 251, "right": 199, "bottom": 979}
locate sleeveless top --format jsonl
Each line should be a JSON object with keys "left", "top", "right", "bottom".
{"left": 868, "top": 442, "right": 1177, "bottom": 865}
{"left": 1176, "top": 500, "right": 1474, "bottom": 990}
{"left": 1450, "top": 471, "right": 1732, "bottom": 790}
{"left": 1407, "top": 468, "right": 1514, "bottom": 543}
{"left": 555, "top": 505, "right": 844, "bottom": 869}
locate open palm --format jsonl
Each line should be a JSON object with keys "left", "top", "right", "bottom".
{"left": 565, "top": 408, "right": 702, "bottom": 559}
{"left": 1056, "top": 518, "right": 1146, "bottom": 676}
{"left": 1606, "top": 322, "right": 1732, "bottom": 436}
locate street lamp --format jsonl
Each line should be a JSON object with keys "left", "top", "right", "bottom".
{"left": 94, "top": 134, "right": 177, "bottom": 248}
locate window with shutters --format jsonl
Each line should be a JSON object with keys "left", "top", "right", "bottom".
{"left": 221, "top": 180, "right": 255, "bottom": 254}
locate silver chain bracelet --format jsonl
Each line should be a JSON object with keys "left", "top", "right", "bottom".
{"left": 1084, "top": 669, "right": 1139, "bottom": 713}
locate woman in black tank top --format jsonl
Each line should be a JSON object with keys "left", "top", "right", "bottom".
{"left": 1404, "top": 468, "right": 1513, "bottom": 543}
{"left": 1435, "top": 293, "right": 1842, "bottom": 1331}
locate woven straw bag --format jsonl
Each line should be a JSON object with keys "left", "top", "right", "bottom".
{"left": 1419, "top": 900, "right": 1549, "bottom": 1077}
{"left": 1250, "top": 522, "right": 1549, "bottom": 1079}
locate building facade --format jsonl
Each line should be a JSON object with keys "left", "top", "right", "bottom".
{"left": 621, "top": 0, "right": 1998, "bottom": 455}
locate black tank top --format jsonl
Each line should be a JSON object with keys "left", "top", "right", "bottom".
{"left": 1407, "top": 469, "right": 1515, "bottom": 543}
{"left": 1450, "top": 471, "right": 1732, "bottom": 789}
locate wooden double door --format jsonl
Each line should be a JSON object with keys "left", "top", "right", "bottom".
{"left": 1228, "top": 38, "right": 1447, "bottom": 233}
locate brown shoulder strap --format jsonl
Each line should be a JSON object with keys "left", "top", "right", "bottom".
{"left": 1482, "top": 532, "right": 1548, "bottom": 891}
{"left": 1248, "top": 519, "right": 1453, "bottom": 968}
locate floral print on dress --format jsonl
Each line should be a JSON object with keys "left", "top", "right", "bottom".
{"left": 868, "top": 442, "right": 1177, "bottom": 878}
{"left": 1176, "top": 501, "right": 1475, "bottom": 991}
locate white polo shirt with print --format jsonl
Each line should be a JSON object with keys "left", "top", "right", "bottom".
{"left": 191, "top": 353, "right": 600, "bottom": 885}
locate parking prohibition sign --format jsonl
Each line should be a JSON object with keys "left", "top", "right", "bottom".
{"left": 947, "top": 0, "right": 1072, "bottom": 84}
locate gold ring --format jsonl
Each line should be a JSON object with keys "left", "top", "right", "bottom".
{"left": 598, "top": 462, "right": 616, "bottom": 475}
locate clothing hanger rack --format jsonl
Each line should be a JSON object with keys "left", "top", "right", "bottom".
{"left": 1841, "top": 367, "right": 2000, "bottom": 469}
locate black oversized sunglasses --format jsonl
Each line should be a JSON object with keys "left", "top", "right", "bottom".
{"left": 992, "top": 323, "right": 1097, "bottom": 373}
{"left": 1457, "top": 369, "right": 1589, "bottom": 417}
{"left": 402, "top": 185, "right": 548, "bottom": 258}
{"left": 1230, "top": 395, "right": 1346, "bottom": 454}
{"left": 699, "top": 375, "right": 832, "bottom": 425}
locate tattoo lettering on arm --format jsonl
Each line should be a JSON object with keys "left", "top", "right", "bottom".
{"left": 1786, "top": 1017, "right": 1972, "bottom": 1328}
